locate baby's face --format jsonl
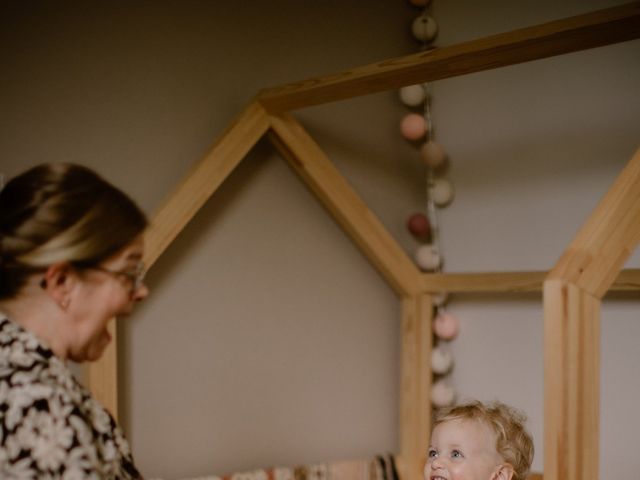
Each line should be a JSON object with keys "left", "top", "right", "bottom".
{"left": 424, "top": 418, "right": 504, "bottom": 480}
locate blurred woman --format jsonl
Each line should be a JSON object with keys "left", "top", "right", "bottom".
{"left": 0, "top": 163, "right": 149, "bottom": 478}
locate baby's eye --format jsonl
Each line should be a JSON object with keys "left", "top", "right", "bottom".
{"left": 451, "top": 449, "right": 464, "bottom": 459}
{"left": 427, "top": 448, "right": 438, "bottom": 458}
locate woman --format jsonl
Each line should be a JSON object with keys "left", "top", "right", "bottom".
{"left": 0, "top": 163, "right": 148, "bottom": 478}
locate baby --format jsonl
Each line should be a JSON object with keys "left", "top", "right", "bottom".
{"left": 425, "top": 401, "right": 534, "bottom": 480}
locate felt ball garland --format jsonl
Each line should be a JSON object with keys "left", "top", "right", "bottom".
{"left": 402, "top": 0, "right": 459, "bottom": 408}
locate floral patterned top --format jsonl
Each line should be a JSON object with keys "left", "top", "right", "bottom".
{"left": 0, "top": 316, "right": 142, "bottom": 479}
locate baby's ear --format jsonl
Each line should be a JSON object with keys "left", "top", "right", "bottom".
{"left": 492, "top": 463, "right": 514, "bottom": 480}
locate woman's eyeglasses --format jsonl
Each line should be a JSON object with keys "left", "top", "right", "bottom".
{"left": 39, "top": 262, "right": 147, "bottom": 294}
{"left": 84, "top": 262, "right": 146, "bottom": 294}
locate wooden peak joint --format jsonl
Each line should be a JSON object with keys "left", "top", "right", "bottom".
{"left": 548, "top": 147, "right": 640, "bottom": 298}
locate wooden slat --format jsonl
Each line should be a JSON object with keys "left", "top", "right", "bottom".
{"left": 86, "top": 321, "right": 119, "bottom": 419}
{"left": 423, "top": 271, "right": 547, "bottom": 293}
{"left": 398, "top": 294, "right": 432, "bottom": 480}
{"left": 421, "top": 268, "right": 640, "bottom": 293}
{"left": 548, "top": 148, "right": 640, "bottom": 298}
{"left": 543, "top": 280, "right": 599, "bottom": 480}
{"left": 87, "top": 102, "right": 269, "bottom": 421}
{"left": 144, "top": 101, "right": 270, "bottom": 267}
{"left": 258, "top": 3, "right": 640, "bottom": 112}
{"left": 267, "top": 112, "right": 423, "bottom": 297}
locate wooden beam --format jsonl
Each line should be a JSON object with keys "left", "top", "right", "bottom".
{"left": 543, "top": 280, "right": 599, "bottom": 480}
{"left": 423, "top": 271, "right": 547, "bottom": 293}
{"left": 267, "top": 112, "right": 424, "bottom": 297}
{"left": 548, "top": 148, "right": 640, "bottom": 298}
{"left": 144, "top": 101, "right": 270, "bottom": 267}
{"left": 96, "top": 101, "right": 269, "bottom": 420}
{"left": 258, "top": 3, "right": 640, "bottom": 112}
{"left": 398, "top": 294, "right": 432, "bottom": 480}
{"left": 421, "top": 268, "right": 640, "bottom": 294}
{"left": 85, "top": 321, "right": 119, "bottom": 419}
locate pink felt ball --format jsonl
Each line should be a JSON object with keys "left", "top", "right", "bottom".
{"left": 431, "top": 379, "right": 456, "bottom": 408}
{"left": 433, "top": 311, "right": 460, "bottom": 340}
{"left": 400, "top": 113, "right": 427, "bottom": 141}
{"left": 407, "top": 212, "right": 431, "bottom": 239}
{"left": 420, "top": 141, "right": 446, "bottom": 168}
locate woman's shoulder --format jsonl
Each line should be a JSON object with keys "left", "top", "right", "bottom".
{"left": 1, "top": 317, "right": 55, "bottom": 366}
{"left": 1, "top": 316, "right": 94, "bottom": 435}
{"left": 1, "top": 318, "right": 82, "bottom": 395}
{"left": 0, "top": 337, "right": 139, "bottom": 478}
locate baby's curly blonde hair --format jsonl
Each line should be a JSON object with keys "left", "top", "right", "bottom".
{"left": 433, "top": 401, "right": 534, "bottom": 480}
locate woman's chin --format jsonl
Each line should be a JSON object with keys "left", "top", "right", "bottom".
{"left": 83, "top": 329, "right": 112, "bottom": 362}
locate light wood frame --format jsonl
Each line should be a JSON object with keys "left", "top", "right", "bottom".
{"left": 86, "top": 4, "right": 640, "bottom": 480}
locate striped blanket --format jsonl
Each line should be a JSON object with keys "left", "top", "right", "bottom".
{"left": 152, "top": 454, "right": 398, "bottom": 480}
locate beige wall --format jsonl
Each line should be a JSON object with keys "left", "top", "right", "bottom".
{"left": 433, "top": 1, "right": 640, "bottom": 476}
{"left": 1, "top": 1, "right": 639, "bottom": 478}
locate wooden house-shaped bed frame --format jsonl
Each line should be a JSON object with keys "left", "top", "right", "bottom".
{"left": 86, "top": 4, "right": 640, "bottom": 480}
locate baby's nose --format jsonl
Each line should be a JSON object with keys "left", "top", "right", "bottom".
{"left": 429, "top": 457, "right": 444, "bottom": 470}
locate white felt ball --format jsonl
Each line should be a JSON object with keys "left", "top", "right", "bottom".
{"left": 411, "top": 14, "right": 438, "bottom": 43}
{"left": 431, "top": 178, "right": 454, "bottom": 207}
{"left": 432, "top": 291, "right": 449, "bottom": 307}
{"left": 399, "top": 85, "right": 426, "bottom": 107}
{"left": 420, "top": 140, "right": 446, "bottom": 168}
{"left": 415, "top": 244, "right": 441, "bottom": 271}
{"left": 431, "top": 379, "right": 456, "bottom": 408}
{"left": 431, "top": 344, "right": 454, "bottom": 375}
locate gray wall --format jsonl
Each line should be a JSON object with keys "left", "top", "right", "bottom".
{"left": 1, "top": 1, "right": 638, "bottom": 478}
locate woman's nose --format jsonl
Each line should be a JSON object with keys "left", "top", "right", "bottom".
{"left": 133, "top": 282, "right": 150, "bottom": 301}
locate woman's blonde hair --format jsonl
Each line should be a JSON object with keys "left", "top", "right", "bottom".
{"left": 0, "top": 163, "right": 147, "bottom": 299}
{"left": 433, "top": 401, "right": 534, "bottom": 480}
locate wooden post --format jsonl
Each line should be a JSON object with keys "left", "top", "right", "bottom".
{"left": 398, "top": 294, "right": 432, "bottom": 480}
{"left": 544, "top": 147, "right": 640, "bottom": 480}
{"left": 86, "top": 321, "right": 119, "bottom": 418}
{"left": 543, "top": 280, "right": 599, "bottom": 480}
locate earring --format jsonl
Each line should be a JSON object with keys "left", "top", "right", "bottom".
{"left": 60, "top": 298, "right": 70, "bottom": 310}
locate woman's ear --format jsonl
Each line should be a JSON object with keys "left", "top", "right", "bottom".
{"left": 41, "top": 262, "right": 75, "bottom": 310}
{"left": 492, "top": 464, "right": 514, "bottom": 480}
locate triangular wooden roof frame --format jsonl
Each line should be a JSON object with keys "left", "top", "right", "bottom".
{"left": 88, "top": 4, "right": 640, "bottom": 480}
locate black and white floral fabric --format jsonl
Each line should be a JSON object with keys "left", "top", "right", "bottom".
{"left": 0, "top": 316, "right": 142, "bottom": 479}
